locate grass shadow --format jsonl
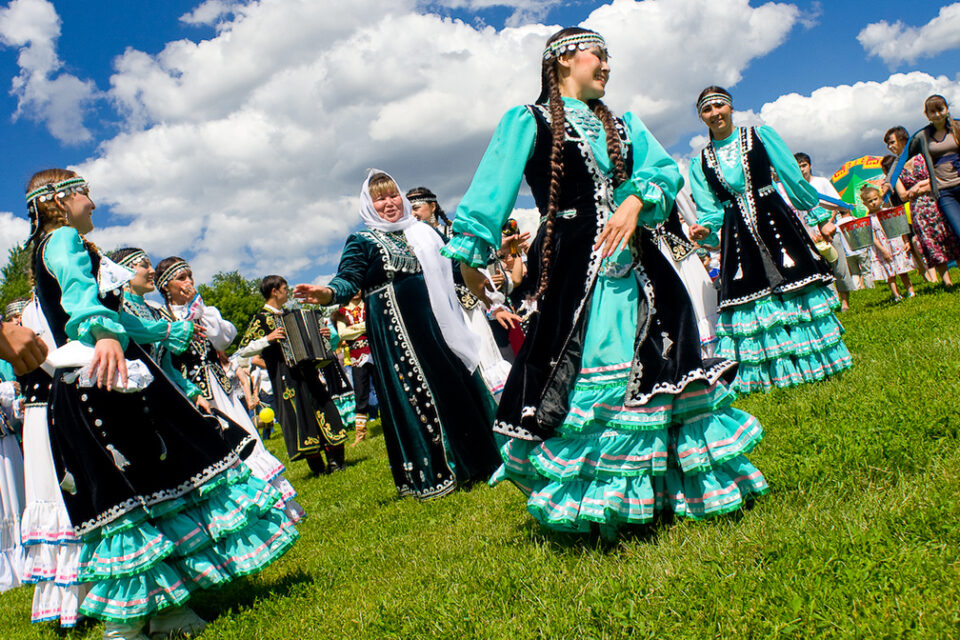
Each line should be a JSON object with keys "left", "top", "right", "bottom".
{"left": 189, "top": 569, "right": 315, "bottom": 620}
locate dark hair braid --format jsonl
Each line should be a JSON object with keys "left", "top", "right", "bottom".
{"left": 590, "top": 100, "right": 628, "bottom": 185}
{"left": 535, "top": 58, "right": 567, "bottom": 301}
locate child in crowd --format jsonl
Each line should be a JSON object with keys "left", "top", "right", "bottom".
{"left": 861, "top": 184, "right": 915, "bottom": 301}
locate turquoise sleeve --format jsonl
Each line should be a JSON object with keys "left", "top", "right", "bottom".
{"left": 614, "top": 112, "right": 681, "bottom": 226}
{"left": 688, "top": 157, "right": 725, "bottom": 246}
{"left": 43, "top": 228, "right": 129, "bottom": 349}
{"left": 119, "top": 312, "right": 194, "bottom": 355}
{"left": 757, "top": 125, "right": 819, "bottom": 211}
{"left": 443, "top": 106, "right": 537, "bottom": 267}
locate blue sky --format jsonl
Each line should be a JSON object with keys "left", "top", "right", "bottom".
{"left": 1, "top": 0, "right": 958, "bottom": 282}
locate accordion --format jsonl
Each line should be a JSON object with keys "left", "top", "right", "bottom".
{"left": 279, "top": 309, "right": 334, "bottom": 368}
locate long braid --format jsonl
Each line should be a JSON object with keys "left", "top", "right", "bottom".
{"left": 535, "top": 61, "right": 567, "bottom": 301}
{"left": 591, "top": 100, "right": 627, "bottom": 185}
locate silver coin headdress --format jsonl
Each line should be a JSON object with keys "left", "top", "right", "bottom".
{"left": 542, "top": 33, "right": 606, "bottom": 60}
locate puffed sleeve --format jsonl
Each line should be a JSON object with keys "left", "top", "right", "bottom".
{"left": 688, "top": 157, "right": 725, "bottom": 246}
{"left": 42, "top": 228, "right": 128, "bottom": 349}
{"left": 198, "top": 304, "right": 236, "bottom": 351}
{"left": 614, "top": 112, "right": 681, "bottom": 225}
{"left": 756, "top": 126, "right": 819, "bottom": 211}
{"left": 442, "top": 105, "right": 537, "bottom": 267}
{"left": 328, "top": 234, "right": 370, "bottom": 304}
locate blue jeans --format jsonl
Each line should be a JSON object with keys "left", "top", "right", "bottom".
{"left": 936, "top": 184, "right": 960, "bottom": 241}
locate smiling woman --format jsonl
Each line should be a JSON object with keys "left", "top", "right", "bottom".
{"left": 16, "top": 169, "right": 299, "bottom": 638}
{"left": 688, "top": 85, "right": 852, "bottom": 394}
{"left": 440, "top": 28, "right": 769, "bottom": 538}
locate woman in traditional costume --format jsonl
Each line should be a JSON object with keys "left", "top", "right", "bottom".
{"left": 18, "top": 170, "right": 298, "bottom": 639}
{"left": 406, "top": 186, "right": 513, "bottom": 401}
{"left": 441, "top": 28, "right": 768, "bottom": 538}
{"left": 114, "top": 250, "right": 303, "bottom": 521}
{"left": 688, "top": 86, "right": 852, "bottom": 394}
{"left": 293, "top": 170, "right": 502, "bottom": 500}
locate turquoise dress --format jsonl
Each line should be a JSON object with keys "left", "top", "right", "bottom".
{"left": 26, "top": 227, "right": 299, "bottom": 624}
{"left": 690, "top": 126, "right": 852, "bottom": 393}
{"left": 445, "top": 99, "right": 769, "bottom": 536}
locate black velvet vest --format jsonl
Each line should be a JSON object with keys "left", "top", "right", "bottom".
{"left": 699, "top": 127, "right": 832, "bottom": 309}
{"left": 495, "top": 104, "right": 634, "bottom": 440}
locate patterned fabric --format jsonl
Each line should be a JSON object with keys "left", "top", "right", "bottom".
{"left": 869, "top": 216, "right": 914, "bottom": 280}
{"left": 901, "top": 156, "right": 960, "bottom": 265}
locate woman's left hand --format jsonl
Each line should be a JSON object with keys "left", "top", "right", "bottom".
{"left": 594, "top": 195, "right": 643, "bottom": 258}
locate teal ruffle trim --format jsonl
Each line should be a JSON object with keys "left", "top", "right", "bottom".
{"left": 441, "top": 234, "right": 494, "bottom": 268}
{"left": 333, "top": 392, "right": 356, "bottom": 428}
{"left": 716, "top": 285, "right": 852, "bottom": 394}
{"left": 492, "top": 377, "right": 768, "bottom": 538}
{"left": 76, "top": 462, "right": 299, "bottom": 623}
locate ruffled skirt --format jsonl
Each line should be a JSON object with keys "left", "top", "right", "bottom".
{"left": 0, "top": 431, "right": 24, "bottom": 593}
{"left": 716, "top": 284, "right": 852, "bottom": 394}
{"left": 75, "top": 463, "right": 297, "bottom": 623}
{"left": 210, "top": 378, "right": 304, "bottom": 523}
{"left": 20, "top": 404, "right": 87, "bottom": 626}
{"left": 492, "top": 254, "right": 767, "bottom": 537}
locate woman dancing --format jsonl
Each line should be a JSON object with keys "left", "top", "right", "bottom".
{"left": 153, "top": 257, "right": 304, "bottom": 516}
{"left": 688, "top": 86, "right": 852, "bottom": 393}
{"left": 443, "top": 28, "right": 768, "bottom": 537}
{"left": 293, "top": 170, "right": 501, "bottom": 500}
{"left": 17, "top": 169, "right": 297, "bottom": 639}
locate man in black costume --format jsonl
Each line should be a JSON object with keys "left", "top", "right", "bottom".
{"left": 238, "top": 275, "right": 347, "bottom": 474}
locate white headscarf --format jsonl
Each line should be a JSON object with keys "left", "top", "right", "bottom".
{"left": 359, "top": 169, "right": 480, "bottom": 372}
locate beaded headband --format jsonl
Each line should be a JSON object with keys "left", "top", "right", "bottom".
{"left": 115, "top": 249, "right": 149, "bottom": 269}
{"left": 25, "top": 177, "right": 90, "bottom": 240}
{"left": 697, "top": 93, "right": 732, "bottom": 113}
{"left": 407, "top": 194, "right": 437, "bottom": 206}
{"left": 542, "top": 33, "right": 606, "bottom": 60}
{"left": 4, "top": 299, "right": 28, "bottom": 317}
{"left": 155, "top": 260, "right": 190, "bottom": 291}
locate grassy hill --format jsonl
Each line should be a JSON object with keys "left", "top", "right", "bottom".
{"left": 2, "top": 279, "right": 959, "bottom": 639}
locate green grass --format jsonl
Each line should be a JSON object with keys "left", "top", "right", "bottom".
{"left": 3, "top": 277, "right": 960, "bottom": 639}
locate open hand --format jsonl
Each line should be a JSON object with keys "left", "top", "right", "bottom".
{"left": 491, "top": 306, "right": 521, "bottom": 330}
{"left": 293, "top": 284, "right": 332, "bottom": 306}
{"left": 88, "top": 338, "right": 128, "bottom": 391}
{"left": 594, "top": 196, "right": 642, "bottom": 258}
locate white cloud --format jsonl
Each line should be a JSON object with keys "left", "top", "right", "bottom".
{"left": 180, "top": 0, "right": 240, "bottom": 27}
{"left": 858, "top": 3, "right": 960, "bottom": 67}
{"left": 0, "top": 211, "right": 30, "bottom": 258}
{"left": 689, "top": 72, "right": 960, "bottom": 177}
{"left": 0, "top": 0, "right": 98, "bottom": 143}
{"left": 67, "top": 0, "right": 801, "bottom": 282}
{"left": 583, "top": 0, "right": 799, "bottom": 143}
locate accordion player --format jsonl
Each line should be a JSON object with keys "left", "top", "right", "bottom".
{"left": 279, "top": 309, "right": 334, "bottom": 368}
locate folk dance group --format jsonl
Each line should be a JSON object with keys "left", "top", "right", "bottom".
{"left": 0, "top": 26, "right": 862, "bottom": 638}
